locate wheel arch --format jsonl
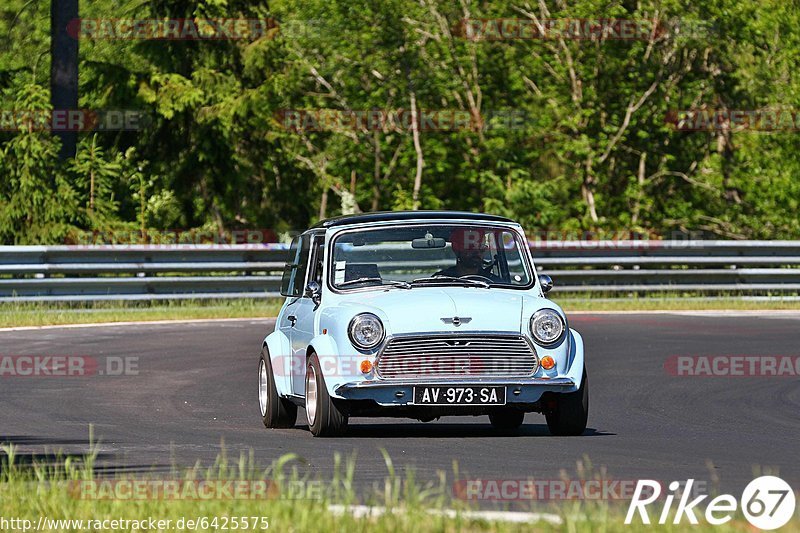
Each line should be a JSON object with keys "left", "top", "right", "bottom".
{"left": 564, "top": 328, "right": 585, "bottom": 390}
{"left": 306, "top": 335, "right": 344, "bottom": 397}
{"left": 263, "top": 330, "right": 292, "bottom": 397}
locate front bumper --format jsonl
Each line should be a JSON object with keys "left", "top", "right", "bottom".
{"left": 333, "top": 376, "right": 577, "bottom": 406}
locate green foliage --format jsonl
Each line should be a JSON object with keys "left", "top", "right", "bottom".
{"left": 0, "top": 83, "right": 79, "bottom": 243}
{"left": 1, "top": 0, "right": 800, "bottom": 242}
{"left": 70, "top": 134, "right": 123, "bottom": 227}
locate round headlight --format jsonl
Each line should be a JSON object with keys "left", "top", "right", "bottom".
{"left": 348, "top": 313, "right": 385, "bottom": 350}
{"left": 530, "top": 309, "right": 565, "bottom": 345}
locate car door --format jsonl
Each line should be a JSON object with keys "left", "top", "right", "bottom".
{"left": 277, "top": 235, "right": 307, "bottom": 394}
{"left": 288, "top": 233, "right": 325, "bottom": 395}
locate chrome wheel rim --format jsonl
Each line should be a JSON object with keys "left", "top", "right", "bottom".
{"left": 305, "top": 364, "right": 318, "bottom": 426}
{"left": 258, "top": 359, "right": 268, "bottom": 417}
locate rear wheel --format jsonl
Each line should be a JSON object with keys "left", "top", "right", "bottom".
{"left": 258, "top": 347, "right": 297, "bottom": 428}
{"left": 545, "top": 368, "right": 589, "bottom": 436}
{"left": 489, "top": 410, "right": 525, "bottom": 430}
{"left": 305, "top": 354, "right": 348, "bottom": 437}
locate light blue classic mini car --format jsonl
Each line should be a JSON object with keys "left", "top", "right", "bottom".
{"left": 258, "top": 211, "right": 588, "bottom": 437}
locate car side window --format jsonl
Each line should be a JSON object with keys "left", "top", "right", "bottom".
{"left": 280, "top": 235, "right": 311, "bottom": 297}
{"left": 311, "top": 236, "right": 325, "bottom": 286}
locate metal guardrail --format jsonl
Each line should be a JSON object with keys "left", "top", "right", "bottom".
{"left": 1, "top": 241, "right": 799, "bottom": 301}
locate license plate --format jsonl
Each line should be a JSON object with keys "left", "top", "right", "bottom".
{"left": 412, "top": 386, "right": 506, "bottom": 405}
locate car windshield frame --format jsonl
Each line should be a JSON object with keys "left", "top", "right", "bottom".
{"left": 326, "top": 221, "right": 535, "bottom": 294}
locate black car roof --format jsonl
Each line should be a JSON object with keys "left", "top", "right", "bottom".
{"left": 311, "top": 210, "right": 514, "bottom": 229}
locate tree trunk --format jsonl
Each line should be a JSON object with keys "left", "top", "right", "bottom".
{"left": 410, "top": 91, "right": 424, "bottom": 210}
{"left": 371, "top": 131, "right": 381, "bottom": 211}
{"left": 717, "top": 128, "right": 741, "bottom": 204}
{"left": 51, "top": 0, "right": 79, "bottom": 161}
{"left": 89, "top": 137, "right": 95, "bottom": 213}
{"left": 319, "top": 188, "right": 328, "bottom": 220}
{"left": 631, "top": 151, "right": 647, "bottom": 226}
{"left": 582, "top": 158, "right": 599, "bottom": 223}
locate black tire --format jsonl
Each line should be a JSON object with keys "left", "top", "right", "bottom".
{"left": 305, "top": 353, "right": 348, "bottom": 437}
{"left": 258, "top": 347, "right": 297, "bottom": 428}
{"left": 546, "top": 367, "right": 589, "bottom": 436}
{"left": 489, "top": 410, "right": 525, "bottom": 430}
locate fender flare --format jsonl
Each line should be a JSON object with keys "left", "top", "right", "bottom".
{"left": 306, "top": 335, "right": 348, "bottom": 397}
{"left": 564, "top": 328, "right": 585, "bottom": 390}
{"left": 263, "top": 330, "right": 292, "bottom": 397}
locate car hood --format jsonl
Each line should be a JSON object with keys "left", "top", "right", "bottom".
{"left": 333, "top": 286, "right": 527, "bottom": 335}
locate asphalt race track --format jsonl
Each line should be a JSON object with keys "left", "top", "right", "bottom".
{"left": 2, "top": 312, "right": 799, "bottom": 498}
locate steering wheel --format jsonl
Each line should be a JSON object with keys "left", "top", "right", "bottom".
{"left": 460, "top": 274, "right": 493, "bottom": 283}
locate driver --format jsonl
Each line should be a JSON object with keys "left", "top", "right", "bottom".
{"left": 435, "top": 228, "right": 502, "bottom": 281}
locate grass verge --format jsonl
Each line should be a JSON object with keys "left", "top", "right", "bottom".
{"left": 0, "top": 299, "right": 284, "bottom": 328}
{"left": 553, "top": 294, "right": 800, "bottom": 312}
{"left": 0, "top": 441, "right": 796, "bottom": 532}
{"left": 0, "top": 294, "right": 798, "bottom": 329}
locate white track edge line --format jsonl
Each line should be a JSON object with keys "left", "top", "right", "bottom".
{"left": 1, "top": 309, "right": 798, "bottom": 332}
{"left": 0, "top": 316, "right": 275, "bottom": 332}
{"left": 326, "top": 504, "right": 563, "bottom": 525}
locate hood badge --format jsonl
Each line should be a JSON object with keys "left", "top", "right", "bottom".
{"left": 441, "top": 316, "right": 472, "bottom": 327}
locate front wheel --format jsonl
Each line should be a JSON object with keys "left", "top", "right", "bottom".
{"left": 545, "top": 368, "right": 589, "bottom": 436}
{"left": 258, "top": 347, "right": 297, "bottom": 428}
{"left": 305, "top": 354, "right": 348, "bottom": 437}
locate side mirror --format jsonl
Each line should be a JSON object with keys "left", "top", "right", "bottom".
{"left": 305, "top": 281, "right": 322, "bottom": 304}
{"left": 538, "top": 274, "right": 554, "bottom": 294}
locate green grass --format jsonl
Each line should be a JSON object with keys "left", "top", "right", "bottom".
{"left": 553, "top": 294, "right": 800, "bottom": 312}
{"left": 0, "top": 299, "right": 284, "bottom": 328}
{"left": 0, "top": 294, "right": 798, "bottom": 329}
{"left": 1, "top": 441, "right": 794, "bottom": 532}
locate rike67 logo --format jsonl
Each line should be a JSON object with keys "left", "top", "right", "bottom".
{"left": 625, "top": 476, "right": 796, "bottom": 530}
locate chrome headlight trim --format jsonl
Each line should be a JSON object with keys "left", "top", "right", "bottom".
{"left": 348, "top": 313, "right": 385, "bottom": 351}
{"left": 529, "top": 308, "right": 566, "bottom": 346}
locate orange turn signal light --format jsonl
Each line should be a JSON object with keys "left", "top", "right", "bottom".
{"left": 540, "top": 356, "right": 555, "bottom": 370}
{"left": 360, "top": 359, "right": 373, "bottom": 374}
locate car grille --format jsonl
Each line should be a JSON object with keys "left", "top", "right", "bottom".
{"left": 375, "top": 334, "right": 538, "bottom": 379}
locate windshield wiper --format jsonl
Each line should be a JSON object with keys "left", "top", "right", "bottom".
{"left": 338, "top": 277, "right": 411, "bottom": 289}
{"left": 381, "top": 280, "right": 412, "bottom": 289}
{"left": 409, "top": 275, "right": 490, "bottom": 288}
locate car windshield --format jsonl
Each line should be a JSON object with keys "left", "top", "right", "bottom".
{"left": 330, "top": 224, "right": 532, "bottom": 290}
